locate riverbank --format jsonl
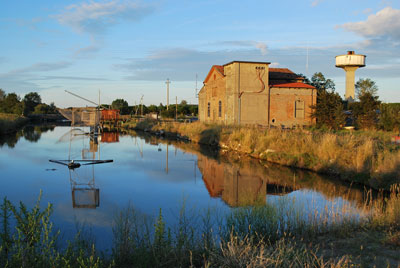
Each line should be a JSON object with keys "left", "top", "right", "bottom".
{"left": 1, "top": 186, "right": 399, "bottom": 267}
{"left": 0, "top": 113, "right": 29, "bottom": 135}
{"left": 122, "top": 120, "right": 400, "bottom": 190}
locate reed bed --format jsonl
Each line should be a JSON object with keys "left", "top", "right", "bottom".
{"left": 1, "top": 187, "right": 399, "bottom": 267}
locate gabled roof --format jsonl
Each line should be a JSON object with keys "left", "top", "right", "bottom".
{"left": 269, "top": 82, "right": 315, "bottom": 89}
{"left": 203, "top": 65, "right": 225, "bottom": 83}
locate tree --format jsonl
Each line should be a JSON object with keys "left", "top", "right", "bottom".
{"left": 355, "top": 78, "right": 378, "bottom": 99}
{"left": 0, "top": 93, "right": 22, "bottom": 114}
{"left": 310, "top": 72, "right": 345, "bottom": 129}
{"left": 311, "top": 72, "right": 335, "bottom": 93}
{"left": 0, "top": 89, "right": 5, "bottom": 101}
{"left": 23, "top": 92, "right": 42, "bottom": 115}
{"left": 352, "top": 91, "right": 381, "bottom": 129}
{"left": 111, "top": 99, "right": 129, "bottom": 115}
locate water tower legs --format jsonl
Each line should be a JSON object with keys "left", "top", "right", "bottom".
{"left": 343, "top": 66, "right": 359, "bottom": 102}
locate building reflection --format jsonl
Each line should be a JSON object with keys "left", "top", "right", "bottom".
{"left": 198, "top": 155, "right": 297, "bottom": 207}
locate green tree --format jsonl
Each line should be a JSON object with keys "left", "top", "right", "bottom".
{"left": 379, "top": 103, "right": 400, "bottom": 131}
{"left": 23, "top": 92, "right": 42, "bottom": 115}
{"left": 355, "top": 78, "right": 378, "bottom": 99}
{"left": 33, "top": 103, "right": 49, "bottom": 114}
{"left": 310, "top": 73, "right": 345, "bottom": 129}
{"left": 0, "top": 89, "right": 5, "bottom": 101}
{"left": 0, "top": 93, "right": 23, "bottom": 114}
{"left": 111, "top": 99, "right": 129, "bottom": 115}
{"left": 353, "top": 91, "right": 381, "bottom": 129}
{"left": 147, "top": 104, "right": 158, "bottom": 113}
{"left": 311, "top": 72, "right": 335, "bottom": 92}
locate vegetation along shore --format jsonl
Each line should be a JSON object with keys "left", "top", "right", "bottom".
{"left": 1, "top": 186, "right": 399, "bottom": 267}
{"left": 122, "top": 119, "right": 400, "bottom": 190}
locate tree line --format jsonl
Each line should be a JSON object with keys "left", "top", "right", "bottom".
{"left": 108, "top": 98, "right": 198, "bottom": 118}
{"left": 0, "top": 89, "right": 57, "bottom": 115}
{"left": 302, "top": 73, "right": 400, "bottom": 131}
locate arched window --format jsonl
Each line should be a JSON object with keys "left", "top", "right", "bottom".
{"left": 218, "top": 101, "right": 222, "bottom": 117}
{"left": 207, "top": 102, "right": 210, "bottom": 117}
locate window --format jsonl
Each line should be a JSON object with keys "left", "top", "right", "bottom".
{"left": 295, "top": 100, "right": 305, "bottom": 119}
{"left": 207, "top": 102, "right": 210, "bottom": 117}
{"left": 218, "top": 101, "right": 222, "bottom": 117}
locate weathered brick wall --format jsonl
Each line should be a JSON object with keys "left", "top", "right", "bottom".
{"left": 269, "top": 87, "right": 316, "bottom": 127}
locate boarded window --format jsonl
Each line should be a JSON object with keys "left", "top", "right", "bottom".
{"left": 212, "top": 87, "right": 217, "bottom": 97}
{"left": 218, "top": 101, "right": 222, "bottom": 117}
{"left": 295, "top": 100, "right": 305, "bottom": 119}
{"left": 207, "top": 102, "right": 210, "bottom": 117}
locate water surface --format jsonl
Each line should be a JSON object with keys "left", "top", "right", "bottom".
{"left": 0, "top": 125, "right": 373, "bottom": 249}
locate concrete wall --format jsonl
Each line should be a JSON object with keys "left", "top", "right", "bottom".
{"left": 224, "top": 62, "right": 269, "bottom": 125}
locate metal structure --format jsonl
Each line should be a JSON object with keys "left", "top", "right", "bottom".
{"left": 335, "top": 51, "right": 366, "bottom": 102}
{"left": 50, "top": 126, "right": 113, "bottom": 209}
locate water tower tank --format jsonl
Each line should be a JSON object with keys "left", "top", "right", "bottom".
{"left": 335, "top": 51, "right": 366, "bottom": 102}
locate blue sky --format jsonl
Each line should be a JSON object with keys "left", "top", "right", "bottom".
{"left": 0, "top": 0, "right": 399, "bottom": 107}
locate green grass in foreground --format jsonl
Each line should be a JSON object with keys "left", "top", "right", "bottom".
{"left": 0, "top": 113, "right": 28, "bottom": 135}
{"left": 1, "top": 187, "right": 399, "bottom": 267}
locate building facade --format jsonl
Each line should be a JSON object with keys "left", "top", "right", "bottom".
{"left": 198, "top": 61, "right": 316, "bottom": 127}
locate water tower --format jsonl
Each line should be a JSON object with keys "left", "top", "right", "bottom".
{"left": 335, "top": 51, "right": 366, "bottom": 102}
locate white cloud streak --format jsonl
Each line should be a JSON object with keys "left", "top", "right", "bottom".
{"left": 55, "top": 0, "right": 155, "bottom": 35}
{"left": 339, "top": 7, "right": 400, "bottom": 40}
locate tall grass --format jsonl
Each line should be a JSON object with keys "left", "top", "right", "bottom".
{"left": 124, "top": 120, "right": 400, "bottom": 189}
{"left": 2, "top": 187, "right": 398, "bottom": 267}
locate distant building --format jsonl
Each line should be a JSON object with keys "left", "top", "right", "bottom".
{"left": 198, "top": 61, "right": 316, "bottom": 127}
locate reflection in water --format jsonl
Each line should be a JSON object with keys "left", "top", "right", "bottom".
{"left": 51, "top": 128, "right": 117, "bottom": 209}
{"left": 0, "top": 125, "right": 55, "bottom": 148}
{"left": 123, "top": 130, "right": 376, "bottom": 209}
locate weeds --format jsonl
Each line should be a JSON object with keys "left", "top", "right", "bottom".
{"left": 1, "top": 187, "right": 400, "bottom": 267}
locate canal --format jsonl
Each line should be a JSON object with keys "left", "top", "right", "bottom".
{"left": 0, "top": 125, "right": 373, "bottom": 250}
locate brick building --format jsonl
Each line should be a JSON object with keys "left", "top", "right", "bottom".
{"left": 198, "top": 61, "right": 316, "bottom": 127}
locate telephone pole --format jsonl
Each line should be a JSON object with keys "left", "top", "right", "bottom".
{"left": 166, "top": 79, "right": 170, "bottom": 110}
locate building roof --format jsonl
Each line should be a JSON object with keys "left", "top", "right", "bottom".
{"left": 223, "top": 60, "right": 271, "bottom": 66}
{"left": 269, "top": 68, "right": 300, "bottom": 81}
{"left": 203, "top": 65, "right": 225, "bottom": 83}
{"left": 269, "top": 82, "right": 315, "bottom": 89}
{"left": 214, "top": 65, "right": 224, "bottom": 76}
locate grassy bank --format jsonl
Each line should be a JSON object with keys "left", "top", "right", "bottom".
{"left": 0, "top": 113, "right": 28, "bottom": 135}
{"left": 1, "top": 187, "right": 399, "bottom": 267}
{"left": 123, "top": 120, "right": 400, "bottom": 190}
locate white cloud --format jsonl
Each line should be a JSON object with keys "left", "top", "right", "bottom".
{"left": 311, "top": 0, "right": 325, "bottom": 7}
{"left": 339, "top": 7, "right": 400, "bottom": 40}
{"left": 55, "top": 0, "right": 155, "bottom": 35}
{"left": 2, "top": 62, "right": 72, "bottom": 76}
{"left": 209, "top": 40, "right": 268, "bottom": 56}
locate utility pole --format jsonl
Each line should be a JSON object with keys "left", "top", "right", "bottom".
{"left": 166, "top": 79, "right": 170, "bottom": 110}
{"left": 195, "top": 74, "right": 198, "bottom": 98}
{"left": 175, "top": 96, "right": 178, "bottom": 121}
